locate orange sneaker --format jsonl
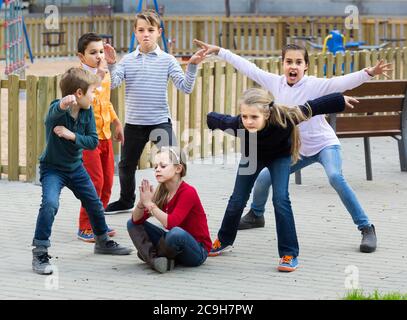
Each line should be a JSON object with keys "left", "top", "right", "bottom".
{"left": 77, "top": 227, "right": 116, "bottom": 243}
{"left": 277, "top": 255, "right": 299, "bottom": 272}
{"left": 208, "top": 238, "right": 233, "bottom": 257}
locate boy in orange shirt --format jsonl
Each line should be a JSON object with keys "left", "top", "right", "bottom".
{"left": 76, "top": 33, "right": 124, "bottom": 242}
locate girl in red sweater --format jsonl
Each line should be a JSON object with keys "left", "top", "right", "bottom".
{"left": 127, "top": 146, "right": 212, "bottom": 273}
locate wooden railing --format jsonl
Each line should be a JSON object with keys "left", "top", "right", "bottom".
{"left": 1, "top": 15, "right": 407, "bottom": 60}
{"left": 1, "top": 47, "right": 406, "bottom": 181}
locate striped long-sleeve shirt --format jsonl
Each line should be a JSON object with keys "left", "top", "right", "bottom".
{"left": 108, "top": 45, "right": 198, "bottom": 125}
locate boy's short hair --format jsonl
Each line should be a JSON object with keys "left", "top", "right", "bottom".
{"left": 134, "top": 9, "right": 161, "bottom": 29}
{"left": 282, "top": 44, "right": 309, "bottom": 65}
{"left": 60, "top": 67, "right": 99, "bottom": 97}
{"left": 77, "top": 32, "right": 103, "bottom": 54}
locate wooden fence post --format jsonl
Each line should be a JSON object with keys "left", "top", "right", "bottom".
{"left": 201, "top": 62, "right": 211, "bottom": 158}
{"left": 213, "top": 61, "right": 223, "bottom": 157}
{"left": 223, "top": 62, "right": 234, "bottom": 156}
{"left": 188, "top": 69, "right": 199, "bottom": 160}
{"left": 335, "top": 52, "right": 344, "bottom": 76}
{"left": 8, "top": 75, "right": 20, "bottom": 181}
{"left": 344, "top": 51, "right": 352, "bottom": 74}
{"left": 403, "top": 47, "right": 407, "bottom": 79}
{"left": 317, "top": 53, "right": 325, "bottom": 78}
{"left": 26, "top": 76, "right": 38, "bottom": 182}
{"left": 326, "top": 52, "right": 334, "bottom": 78}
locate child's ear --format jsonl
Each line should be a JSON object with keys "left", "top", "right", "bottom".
{"left": 175, "top": 164, "right": 183, "bottom": 174}
{"left": 75, "top": 88, "right": 84, "bottom": 98}
{"left": 77, "top": 52, "right": 85, "bottom": 63}
{"left": 304, "top": 63, "right": 309, "bottom": 72}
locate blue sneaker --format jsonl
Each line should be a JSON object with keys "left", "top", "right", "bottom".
{"left": 277, "top": 255, "right": 299, "bottom": 272}
{"left": 77, "top": 227, "right": 116, "bottom": 243}
{"left": 209, "top": 238, "right": 233, "bottom": 257}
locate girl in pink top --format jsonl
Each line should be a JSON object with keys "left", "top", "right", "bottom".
{"left": 127, "top": 146, "right": 212, "bottom": 273}
{"left": 195, "top": 39, "right": 391, "bottom": 253}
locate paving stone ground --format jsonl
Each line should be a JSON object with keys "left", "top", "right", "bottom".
{"left": 0, "top": 137, "right": 406, "bottom": 300}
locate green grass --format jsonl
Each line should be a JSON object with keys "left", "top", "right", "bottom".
{"left": 344, "top": 289, "right": 407, "bottom": 300}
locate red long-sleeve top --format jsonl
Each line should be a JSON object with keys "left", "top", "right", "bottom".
{"left": 132, "top": 181, "right": 212, "bottom": 253}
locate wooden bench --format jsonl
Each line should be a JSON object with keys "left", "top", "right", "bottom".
{"left": 295, "top": 80, "right": 407, "bottom": 183}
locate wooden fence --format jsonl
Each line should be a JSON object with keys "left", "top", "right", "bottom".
{"left": 1, "top": 47, "right": 407, "bottom": 181}
{"left": 1, "top": 15, "right": 407, "bottom": 60}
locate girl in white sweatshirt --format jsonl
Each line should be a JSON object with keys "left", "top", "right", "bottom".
{"left": 194, "top": 39, "right": 391, "bottom": 253}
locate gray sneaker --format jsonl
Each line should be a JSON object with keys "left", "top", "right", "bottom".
{"left": 360, "top": 224, "right": 377, "bottom": 253}
{"left": 153, "top": 257, "right": 175, "bottom": 274}
{"left": 32, "top": 247, "right": 54, "bottom": 275}
{"left": 238, "top": 209, "right": 265, "bottom": 230}
{"left": 94, "top": 234, "right": 133, "bottom": 255}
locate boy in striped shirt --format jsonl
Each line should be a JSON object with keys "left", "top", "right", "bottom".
{"left": 103, "top": 10, "right": 205, "bottom": 214}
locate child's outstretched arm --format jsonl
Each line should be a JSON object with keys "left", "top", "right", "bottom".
{"left": 314, "top": 59, "right": 392, "bottom": 94}
{"left": 296, "top": 92, "right": 354, "bottom": 124}
{"left": 188, "top": 48, "right": 207, "bottom": 65}
{"left": 104, "top": 43, "right": 126, "bottom": 89}
{"left": 194, "top": 39, "right": 280, "bottom": 93}
{"left": 168, "top": 55, "right": 198, "bottom": 94}
{"left": 207, "top": 112, "right": 240, "bottom": 135}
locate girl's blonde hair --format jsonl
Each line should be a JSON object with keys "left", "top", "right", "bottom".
{"left": 152, "top": 146, "right": 187, "bottom": 210}
{"left": 238, "top": 88, "right": 312, "bottom": 164}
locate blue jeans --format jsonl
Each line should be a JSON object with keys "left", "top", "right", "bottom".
{"left": 33, "top": 164, "right": 108, "bottom": 248}
{"left": 218, "top": 156, "right": 299, "bottom": 258}
{"left": 250, "top": 145, "right": 371, "bottom": 230}
{"left": 127, "top": 220, "right": 208, "bottom": 267}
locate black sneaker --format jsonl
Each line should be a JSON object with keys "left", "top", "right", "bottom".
{"left": 105, "top": 200, "right": 134, "bottom": 215}
{"left": 360, "top": 224, "right": 377, "bottom": 253}
{"left": 32, "top": 248, "right": 54, "bottom": 275}
{"left": 238, "top": 209, "right": 265, "bottom": 230}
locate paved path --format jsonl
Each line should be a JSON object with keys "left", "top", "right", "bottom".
{"left": 0, "top": 137, "right": 406, "bottom": 300}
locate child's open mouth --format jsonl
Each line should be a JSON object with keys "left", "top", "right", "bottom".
{"left": 288, "top": 71, "right": 297, "bottom": 81}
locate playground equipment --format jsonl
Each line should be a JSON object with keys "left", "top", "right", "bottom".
{"left": 129, "top": 0, "right": 168, "bottom": 53}
{"left": 307, "top": 29, "right": 390, "bottom": 54}
{"left": 2, "top": 0, "right": 34, "bottom": 75}
{"left": 307, "top": 29, "right": 389, "bottom": 74}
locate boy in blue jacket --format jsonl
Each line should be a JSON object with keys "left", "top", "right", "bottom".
{"left": 32, "top": 67, "right": 132, "bottom": 275}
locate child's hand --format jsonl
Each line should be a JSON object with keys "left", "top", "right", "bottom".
{"left": 139, "top": 179, "right": 155, "bottom": 207}
{"left": 193, "top": 39, "right": 221, "bottom": 56}
{"left": 96, "top": 58, "right": 108, "bottom": 81}
{"left": 113, "top": 123, "right": 125, "bottom": 145}
{"left": 53, "top": 126, "right": 76, "bottom": 141}
{"left": 103, "top": 43, "right": 117, "bottom": 64}
{"left": 60, "top": 95, "right": 77, "bottom": 110}
{"left": 365, "top": 60, "right": 392, "bottom": 78}
{"left": 188, "top": 48, "right": 207, "bottom": 65}
{"left": 343, "top": 96, "right": 359, "bottom": 109}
